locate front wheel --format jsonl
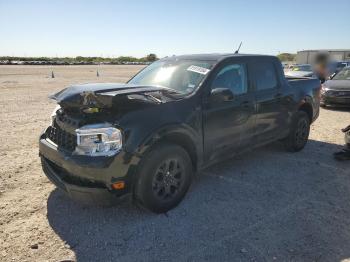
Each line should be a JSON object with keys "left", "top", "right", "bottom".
{"left": 284, "top": 111, "right": 310, "bottom": 152}
{"left": 134, "top": 143, "right": 193, "bottom": 213}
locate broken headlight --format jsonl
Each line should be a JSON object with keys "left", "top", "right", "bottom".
{"left": 51, "top": 105, "right": 61, "bottom": 125}
{"left": 74, "top": 124, "right": 122, "bottom": 156}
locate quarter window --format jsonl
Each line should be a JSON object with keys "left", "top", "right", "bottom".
{"left": 212, "top": 64, "right": 247, "bottom": 95}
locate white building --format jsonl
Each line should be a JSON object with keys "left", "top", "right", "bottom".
{"left": 296, "top": 49, "right": 350, "bottom": 64}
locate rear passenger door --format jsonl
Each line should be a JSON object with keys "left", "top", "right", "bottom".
{"left": 250, "top": 59, "right": 283, "bottom": 144}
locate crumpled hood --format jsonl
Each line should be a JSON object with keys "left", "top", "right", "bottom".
{"left": 323, "top": 80, "right": 350, "bottom": 90}
{"left": 50, "top": 83, "right": 175, "bottom": 111}
{"left": 51, "top": 83, "right": 126, "bottom": 101}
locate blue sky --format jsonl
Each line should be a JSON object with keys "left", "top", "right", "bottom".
{"left": 0, "top": 0, "right": 349, "bottom": 58}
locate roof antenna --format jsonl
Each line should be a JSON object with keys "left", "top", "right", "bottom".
{"left": 234, "top": 42, "right": 242, "bottom": 54}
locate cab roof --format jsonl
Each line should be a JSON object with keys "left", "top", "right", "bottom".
{"left": 162, "top": 53, "right": 276, "bottom": 62}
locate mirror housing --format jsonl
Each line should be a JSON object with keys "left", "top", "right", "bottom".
{"left": 210, "top": 87, "right": 234, "bottom": 102}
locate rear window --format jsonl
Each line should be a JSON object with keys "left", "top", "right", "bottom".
{"left": 253, "top": 62, "right": 278, "bottom": 90}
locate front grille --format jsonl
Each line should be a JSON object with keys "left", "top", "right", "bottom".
{"left": 45, "top": 125, "right": 77, "bottom": 152}
{"left": 327, "top": 90, "right": 350, "bottom": 97}
{"left": 335, "top": 91, "right": 350, "bottom": 97}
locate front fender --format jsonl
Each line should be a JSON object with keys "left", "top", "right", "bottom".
{"left": 131, "top": 123, "right": 203, "bottom": 169}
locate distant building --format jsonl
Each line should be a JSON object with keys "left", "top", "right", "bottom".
{"left": 296, "top": 49, "right": 350, "bottom": 64}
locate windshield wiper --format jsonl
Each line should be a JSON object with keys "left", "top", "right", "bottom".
{"left": 143, "top": 93, "right": 163, "bottom": 103}
{"left": 156, "top": 86, "right": 184, "bottom": 95}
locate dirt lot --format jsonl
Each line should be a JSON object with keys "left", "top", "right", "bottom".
{"left": 0, "top": 65, "right": 349, "bottom": 262}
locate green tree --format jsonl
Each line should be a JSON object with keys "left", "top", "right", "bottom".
{"left": 117, "top": 56, "right": 138, "bottom": 63}
{"left": 75, "top": 56, "right": 84, "bottom": 61}
{"left": 277, "top": 53, "right": 296, "bottom": 62}
{"left": 145, "top": 53, "right": 157, "bottom": 62}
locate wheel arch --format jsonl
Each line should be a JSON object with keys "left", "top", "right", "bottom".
{"left": 298, "top": 99, "right": 313, "bottom": 122}
{"left": 137, "top": 125, "right": 202, "bottom": 173}
{"left": 158, "top": 132, "right": 199, "bottom": 172}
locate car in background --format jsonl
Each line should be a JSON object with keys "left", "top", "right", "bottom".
{"left": 285, "top": 64, "right": 314, "bottom": 77}
{"left": 328, "top": 61, "right": 350, "bottom": 76}
{"left": 292, "top": 64, "right": 313, "bottom": 72}
{"left": 321, "top": 66, "right": 350, "bottom": 107}
{"left": 283, "top": 64, "right": 296, "bottom": 71}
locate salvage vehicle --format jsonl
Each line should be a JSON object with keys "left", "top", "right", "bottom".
{"left": 39, "top": 54, "right": 321, "bottom": 213}
{"left": 321, "top": 66, "right": 350, "bottom": 107}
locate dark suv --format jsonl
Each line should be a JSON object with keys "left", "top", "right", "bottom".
{"left": 39, "top": 54, "right": 321, "bottom": 213}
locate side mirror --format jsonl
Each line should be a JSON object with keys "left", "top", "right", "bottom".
{"left": 210, "top": 87, "right": 234, "bottom": 102}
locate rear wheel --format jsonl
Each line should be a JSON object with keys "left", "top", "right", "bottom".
{"left": 134, "top": 143, "right": 192, "bottom": 213}
{"left": 284, "top": 111, "right": 310, "bottom": 152}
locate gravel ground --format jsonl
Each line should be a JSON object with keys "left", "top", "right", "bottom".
{"left": 0, "top": 65, "right": 350, "bottom": 262}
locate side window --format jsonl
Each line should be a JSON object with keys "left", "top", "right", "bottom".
{"left": 254, "top": 62, "right": 278, "bottom": 90}
{"left": 212, "top": 64, "right": 247, "bottom": 95}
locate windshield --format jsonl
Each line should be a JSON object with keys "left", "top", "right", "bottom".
{"left": 128, "top": 59, "right": 214, "bottom": 94}
{"left": 333, "top": 68, "right": 350, "bottom": 80}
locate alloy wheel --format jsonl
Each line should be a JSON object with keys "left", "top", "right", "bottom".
{"left": 151, "top": 159, "right": 184, "bottom": 201}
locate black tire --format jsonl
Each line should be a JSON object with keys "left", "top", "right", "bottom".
{"left": 134, "top": 143, "right": 193, "bottom": 213}
{"left": 284, "top": 111, "right": 310, "bottom": 152}
{"left": 320, "top": 103, "right": 327, "bottom": 108}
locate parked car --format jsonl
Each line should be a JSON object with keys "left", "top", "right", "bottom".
{"left": 321, "top": 66, "right": 350, "bottom": 107}
{"left": 39, "top": 54, "right": 321, "bottom": 213}
{"left": 285, "top": 64, "right": 314, "bottom": 77}
{"left": 285, "top": 70, "right": 315, "bottom": 78}
{"left": 283, "top": 64, "right": 295, "bottom": 71}
{"left": 292, "top": 64, "right": 313, "bottom": 72}
{"left": 328, "top": 61, "right": 350, "bottom": 76}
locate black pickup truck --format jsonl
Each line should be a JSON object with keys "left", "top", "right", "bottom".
{"left": 39, "top": 54, "right": 321, "bottom": 213}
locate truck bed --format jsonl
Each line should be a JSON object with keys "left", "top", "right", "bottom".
{"left": 287, "top": 76, "right": 320, "bottom": 89}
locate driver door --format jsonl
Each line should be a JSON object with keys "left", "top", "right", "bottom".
{"left": 203, "top": 61, "right": 256, "bottom": 163}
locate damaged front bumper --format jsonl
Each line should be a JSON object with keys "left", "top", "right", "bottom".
{"left": 39, "top": 131, "right": 140, "bottom": 205}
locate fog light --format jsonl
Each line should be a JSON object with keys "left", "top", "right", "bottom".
{"left": 112, "top": 181, "right": 125, "bottom": 190}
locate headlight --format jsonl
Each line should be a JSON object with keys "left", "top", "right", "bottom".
{"left": 74, "top": 123, "right": 122, "bottom": 156}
